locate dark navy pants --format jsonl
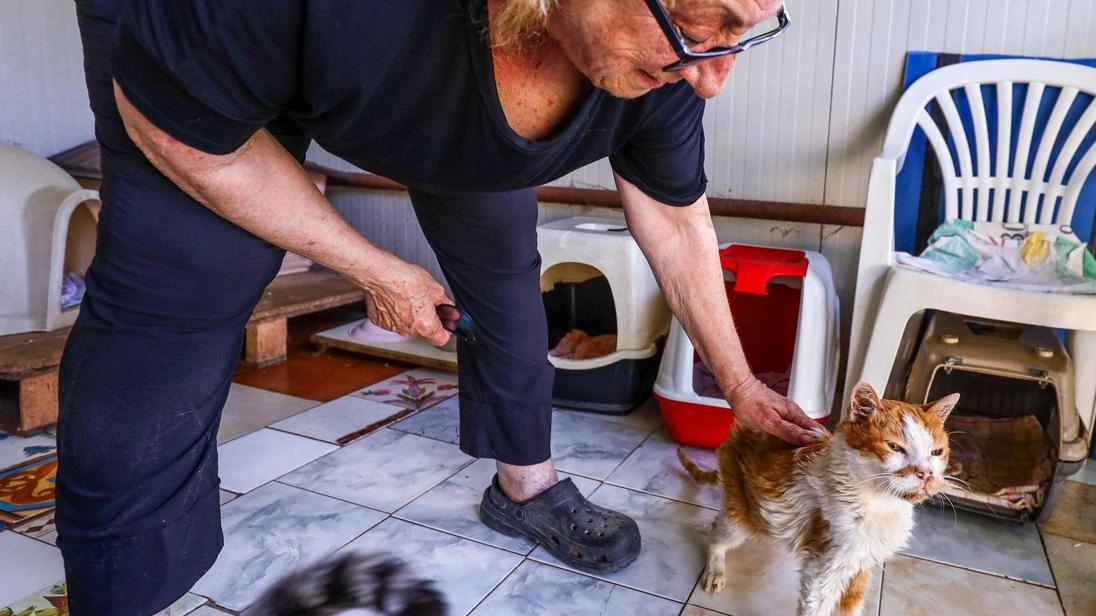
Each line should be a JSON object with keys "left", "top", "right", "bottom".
{"left": 63, "top": 2, "right": 554, "bottom": 614}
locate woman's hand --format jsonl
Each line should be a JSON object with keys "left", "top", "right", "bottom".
{"left": 726, "top": 377, "right": 827, "bottom": 445}
{"left": 360, "top": 255, "right": 453, "bottom": 347}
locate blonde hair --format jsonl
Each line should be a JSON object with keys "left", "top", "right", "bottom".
{"left": 493, "top": 0, "right": 556, "bottom": 49}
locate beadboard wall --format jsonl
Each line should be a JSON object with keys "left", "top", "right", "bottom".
{"left": 5, "top": 0, "right": 1096, "bottom": 357}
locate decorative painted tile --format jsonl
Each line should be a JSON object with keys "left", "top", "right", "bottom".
{"left": 550, "top": 411, "right": 651, "bottom": 480}
{"left": 350, "top": 368, "right": 458, "bottom": 412}
{"left": 0, "top": 532, "right": 65, "bottom": 607}
{"left": 471, "top": 559, "right": 682, "bottom": 616}
{"left": 13, "top": 513, "right": 56, "bottom": 545}
{"left": 686, "top": 535, "right": 883, "bottom": 616}
{"left": 530, "top": 484, "right": 710, "bottom": 602}
{"left": 390, "top": 395, "right": 461, "bottom": 445}
{"left": 0, "top": 431, "right": 56, "bottom": 470}
{"left": 1042, "top": 534, "right": 1096, "bottom": 616}
{"left": 0, "top": 455, "right": 57, "bottom": 525}
{"left": 216, "top": 384, "right": 319, "bottom": 444}
{"left": 899, "top": 505, "right": 1053, "bottom": 586}
{"left": 395, "top": 458, "right": 600, "bottom": 554}
{"left": 340, "top": 517, "right": 523, "bottom": 616}
{"left": 0, "top": 580, "right": 69, "bottom": 615}
{"left": 879, "top": 555, "right": 1062, "bottom": 615}
{"left": 191, "top": 482, "right": 385, "bottom": 611}
{"left": 1039, "top": 480, "right": 1096, "bottom": 544}
{"left": 1067, "top": 458, "right": 1096, "bottom": 486}
{"left": 216, "top": 428, "right": 337, "bottom": 494}
{"left": 280, "top": 429, "right": 472, "bottom": 512}
{"left": 271, "top": 394, "right": 407, "bottom": 445}
{"left": 606, "top": 428, "right": 722, "bottom": 510}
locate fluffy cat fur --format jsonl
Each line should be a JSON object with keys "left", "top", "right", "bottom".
{"left": 243, "top": 551, "right": 447, "bottom": 616}
{"left": 677, "top": 381, "right": 959, "bottom": 616}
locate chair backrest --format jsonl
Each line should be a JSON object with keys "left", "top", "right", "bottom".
{"left": 881, "top": 59, "right": 1096, "bottom": 228}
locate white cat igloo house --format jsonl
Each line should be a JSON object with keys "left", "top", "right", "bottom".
{"left": 0, "top": 143, "right": 99, "bottom": 336}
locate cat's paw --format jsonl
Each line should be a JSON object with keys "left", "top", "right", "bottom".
{"left": 701, "top": 568, "right": 726, "bottom": 593}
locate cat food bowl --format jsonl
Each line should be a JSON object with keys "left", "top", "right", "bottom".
{"left": 654, "top": 243, "right": 840, "bottom": 448}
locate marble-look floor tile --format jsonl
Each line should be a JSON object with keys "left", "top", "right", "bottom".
{"left": 681, "top": 606, "right": 729, "bottom": 616}
{"left": 217, "top": 428, "right": 337, "bottom": 493}
{"left": 341, "top": 517, "right": 523, "bottom": 616}
{"left": 1043, "top": 534, "right": 1096, "bottom": 616}
{"left": 550, "top": 411, "right": 651, "bottom": 480}
{"left": 607, "top": 429, "right": 721, "bottom": 510}
{"left": 899, "top": 505, "right": 1054, "bottom": 586}
{"left": 271, "top": 394, "right": 405, "bottom": 444}
{"left": 396, "top": 458, "right": 600, "bottom": 554}
{"left": 280, "top": 428, "right": 472, "bottom": 512}
{"left": 351, "top": 367, "right": 459, "bottom": 411}
{"left": 187, "top": 606, "right": 233, "bottom": 615}
{"left": 879, "top": 555, "right": 1062, "bottom": 615}
{"left": 530, "top": 484, "right": 710, "bottom": 602}
{"left": 1039, "top": 480, "right": 1096, "bottom": 544}
{"left": 0, "top": 532, "right": 65, "bottom": 607}
{"left": 192, "top": 482, "right": 385, "bottom": 611}
{"left": 0, "top": 431, "right": 56, "bottom": 471}
{"left": 472, "top": 559, "right": 682, "bottom": 616}
{"left": 1066, "top": 458, "right": 1096, "bottom": 486}
{"left": 686, "top": 535, "right": 883, "bottom": 616}
{"left": 169, "top": 592, "right": 207, "bottom": 615}
{"left": 217, "top": 384, "right": 319, "bottom": 444}
{"left": 390, "top": 395, "right": 461, "bottom": 445}
{"left": 559, "top": 396, "right": 666, "bottom": 433}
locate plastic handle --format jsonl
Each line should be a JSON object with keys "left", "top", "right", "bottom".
{"left": 719, "top": 245, "right": 808, "bottom": 295}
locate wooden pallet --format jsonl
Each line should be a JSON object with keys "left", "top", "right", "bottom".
{"left": 0, "top": 271, "right": 362, "bottom": 434}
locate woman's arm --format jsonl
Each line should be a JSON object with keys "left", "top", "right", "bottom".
{"left": 114, "top": 81, "right": 453, "bottom": 345}
{"left": 615, "top": 172, "right": 821, "bottom": 445}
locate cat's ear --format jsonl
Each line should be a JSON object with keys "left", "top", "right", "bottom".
{"left": 925, "top": 393, "right": 960, "bottom": 422}
{"left": 849, "top": 381, "right": 881, "bottom": 422}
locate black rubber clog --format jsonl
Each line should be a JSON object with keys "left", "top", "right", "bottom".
{"left": 479, "top": 474, "right": 641, "bottom": 573}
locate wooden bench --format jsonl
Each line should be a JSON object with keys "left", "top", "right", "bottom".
{"left": 0, "top": 270, "right": 363, "bottom": 434}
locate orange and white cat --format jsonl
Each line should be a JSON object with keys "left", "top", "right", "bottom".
{"left": 678, "top": 381, "right": 959, "bottom": 616}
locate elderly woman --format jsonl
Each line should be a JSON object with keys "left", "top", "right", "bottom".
{"left": 63, "top": 0, "right": 817, "bottom": 613}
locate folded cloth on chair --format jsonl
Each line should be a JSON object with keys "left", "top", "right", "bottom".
{"left": 896, "top": 220, "right": 1096, "bottom": 294}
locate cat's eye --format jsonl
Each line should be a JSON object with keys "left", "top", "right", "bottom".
{"left": 931, "top": 448, "right": 943, "bottom": 456}
{"left": 886, "top": 441, "right": 906, "bottom": 454}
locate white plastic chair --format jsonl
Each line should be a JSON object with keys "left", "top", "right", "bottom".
{"left": 845, "top": 59, "right": 1096, "bottom": 434}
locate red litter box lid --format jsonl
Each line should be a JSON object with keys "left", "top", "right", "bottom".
{"left": 718, "top": 244, "right": 808, "bottom": 295}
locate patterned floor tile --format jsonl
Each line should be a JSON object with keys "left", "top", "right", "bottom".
{"left": 350, "top": 367, "right": 458, "bottom": 411}
{"left": 686, "top": 535, "right": 883, "bottom": 616}
{"left": 879, "top": 555, "right": 1062, "bottom": 615}
{"left": 606, "top": 428, "right": 721, "bottom": 510}
{"left": 0, "top": 532, "right": 65, "bottom": 607}
{"left": 530, "top": 484, "right": 710, "bottom": 603}
{"left": 341, "top": 517, "right": 523, "bottom": 616}
{"left": 217, "top": 428, "right": 337, "bottom": 493}
{"left": 271, "top": 394, "right": 407, "bottom": 444}
{"left": 0, "top": 431, "right": 56, "bottom": 471}
{"left": 280, "top": 429, "right": 472, "bottom": 512}
{"left": 395, "top": 458, "right": 600, "bottom": 554}
{"left": 12, "top": 513, "right": 56, "bottom": 546}
{"left": 217, "top": 383, "right": 319, "bottom": 444}
{"left": 471, "top": 559, "right": 682, "bottom": 615}
{"left": 1039, "top": 480, "right": 1096, "bottom": 544}
{"left": 550, "top": 411, "right": 651, "bottom": 480}
{"left": 1043, "top": 534, "right": 1096, "bottom": 616}
{"left": 390, "top": 395, "right": 461, "bottom": 445}
{"left": 191, "top": 482, "right": 385, "bottom": 611}
{"left": 0, "top": 455, "right": 57, "bottom": 525}
{"left": 899, "top": 505, "right": 1054, "bottom": 586}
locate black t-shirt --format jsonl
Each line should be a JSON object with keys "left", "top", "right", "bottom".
{"left": 112, "top": 0, "right": 708, "bottom": 204}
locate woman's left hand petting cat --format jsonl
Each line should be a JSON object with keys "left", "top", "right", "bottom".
{"left": 726, "top": 376, "right": 829, "bottom": 446}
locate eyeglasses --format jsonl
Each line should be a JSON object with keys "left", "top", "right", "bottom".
{"left": 436, "top": 304, "right": 476, "bottom": 343}
{"left": 644, "top": 0, "right": 791, "bottom": 72}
